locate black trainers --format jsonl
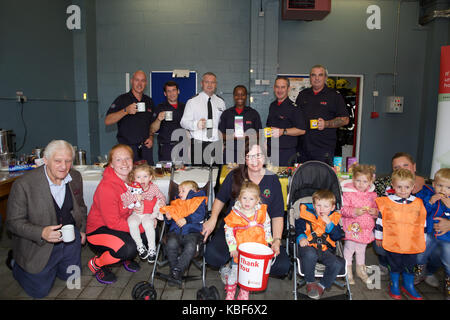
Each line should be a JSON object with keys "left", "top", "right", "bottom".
{"left": 95, "top": 267, "right": 117, "bottom": 284}
{"left": 168, "top": 268, "right": 182, "bottom": 287}
{"left": 123, "top": 260, "right": 140, "bottom": 273}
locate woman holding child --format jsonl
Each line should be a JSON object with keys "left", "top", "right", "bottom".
{"left": 202, "top": 141, "right": 290, "bottom": 278}
{"left": 86, "top": 144, "right": 144, "bottom": 284}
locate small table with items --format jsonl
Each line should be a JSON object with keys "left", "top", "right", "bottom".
{"left": 0, "top": 171, "right": 26, "bottom": 222}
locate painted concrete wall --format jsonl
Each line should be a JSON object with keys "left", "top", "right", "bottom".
{"left": 0, "top": 0, "right": 448, "bottom": 177}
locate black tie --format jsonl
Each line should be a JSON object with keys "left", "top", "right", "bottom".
{"left": 207, "top": 97, "right": 213, "bottom": 138}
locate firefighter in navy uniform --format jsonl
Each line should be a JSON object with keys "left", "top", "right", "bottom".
{"left": 218, "top": 85, "right": 262, "bottom": 164}
{"left": 295, "top": 65, "right": 349, "bottom": 166}
{"left": 150, "top": 81, "right": 186, "bottom": 162}
{"left": 266, "top": 76, "right": 306, "bottom": 167}
{"left": 105, "top": 70, "right": 155, "bottom": 165}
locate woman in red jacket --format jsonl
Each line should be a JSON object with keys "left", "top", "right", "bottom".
{"left": 86, "top": 144, "right": 145, "bottom": 284}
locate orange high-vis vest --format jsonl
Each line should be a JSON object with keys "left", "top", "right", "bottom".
{"left": 375, "top": 197, "right": 426, "bottom": 254}
{"left": 300, "top": 204, "right": 341, "bottom": 251}
{"left": 299, "top": 204, "right": 341, "bottom": 251}
{"left": 159, "top": 196, "right": 208, "bottom": 222}
{"left": 224, "top": 204, "right": 268, "bottom": 247}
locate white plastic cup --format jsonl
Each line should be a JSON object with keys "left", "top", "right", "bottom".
{"left": 206, "top": 119, "right": 213, "bottom": 128}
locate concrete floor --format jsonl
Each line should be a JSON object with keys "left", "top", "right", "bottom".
{"left": 0, "top": 224, "right": 447, "bottom": 301}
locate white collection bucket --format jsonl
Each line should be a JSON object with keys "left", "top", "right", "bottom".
{"left": 237, "top": 242, "right": 275, "bottom": 292}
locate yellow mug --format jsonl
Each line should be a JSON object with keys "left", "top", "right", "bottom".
{"left": 264, "top": 127, "right": 272, "bottom": 138}
{"left": 310, "top": 119, "right": 318, "bottom": 129}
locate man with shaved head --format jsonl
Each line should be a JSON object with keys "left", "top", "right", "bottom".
{"left": 105, "top": 70, "right": 155, "bottom": 165}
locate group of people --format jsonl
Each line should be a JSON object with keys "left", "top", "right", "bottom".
{"left": 3, "top": 64, "right": 449, "bottom": 301}
{"left": 294, "top": 153, "right": 450, "bottom": 300}
{"left": 104, "top": 65, "right": 349, "bottom": 167}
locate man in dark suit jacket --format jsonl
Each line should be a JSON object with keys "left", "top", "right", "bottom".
{"left": 6, "top": 140, "right": 87, "bottom": 298}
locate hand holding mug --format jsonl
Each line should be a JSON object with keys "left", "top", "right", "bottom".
{"left": 41, "top": 224, "right": 63, "bottom": 243}
{"left": 317, "top": 118, "right": 326, "bottom": 130}
{"left": 157, "top": 111, "right": 166, "bottom": 121}
{"left": 270, "top": 127, "right": 282, "bottom": 138}
{"left": 198, "top": 118, "right": 207, "bottom": 129}
{"left": 126, "top": 103, "right": 138, "bottom": 115}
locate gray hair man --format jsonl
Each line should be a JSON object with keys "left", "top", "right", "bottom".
{"left": 6, "top": 139, "right": 87, "bottom": 298}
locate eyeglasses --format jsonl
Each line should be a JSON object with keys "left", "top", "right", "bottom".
{"left": 245, "top": 153, "right": 264, "bottom": 160}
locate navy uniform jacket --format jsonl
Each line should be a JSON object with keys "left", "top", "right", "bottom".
{"left": 217, "top": 169, "right": 285, "bottom": 220}
{"left": 295, "top": 86, "right": 348, "bottom": 154}
{"left": 218, "top": 106, "right": 262, "bottom": 135}
{"left": 266, "top": 98, "right": 306, "bottom": 149}
{"left": 106, "top": 90, "right": 155, "bottom": 145}
{"left": 153, "top": 100, "right": 186, "bottom": 145}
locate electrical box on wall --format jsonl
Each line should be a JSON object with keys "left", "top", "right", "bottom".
{"left": 281, "top": 0, "right": 331, "bottom": 21}
{"left": 385, "top": 96, "right": 404, "bottom": 113}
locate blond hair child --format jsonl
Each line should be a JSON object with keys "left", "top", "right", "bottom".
{"left": 375, "top": 169, "right": 427, "bottom": 300}
{"left": 340, "top": 164, "right": 378, "bottom": 286}
{"left": 125, "top": 164, "right": 166, "bottom": 263}
{"left": 223, "top": 181, "right": 273, "bottom": 300}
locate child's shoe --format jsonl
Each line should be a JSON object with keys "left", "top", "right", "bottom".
{"left": 137, "top": 245, "right": 149, "bottom": 260}
{"left": 347, "top": 265, "right": 355, "bottom": 285}
{"left": 356, "top": 264, "right": 369, "bottom": 284}
{"left": 236, "top": 288, "right": 250, "bottom": 300}
{"left": 168, "top": 268, "right": 182, "bottom": 287}
{"left": 225, "top": 283, "right": 237, "bottom": 300}
{"left": 400, "top": 272, "right": 423, "bottom": 300}
{"left": 306, "top": 282, "right": 324, "bottom": 300}
{"left": 388, "top": 272, "right": 402, "bottom": 300}
{"left": 147, "top": 249, "right": 156, "bottom": 263}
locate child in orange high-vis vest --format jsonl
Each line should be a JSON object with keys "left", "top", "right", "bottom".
{"left": 375, "top": 168, "right": 427, "bottom": 300}
{"left": 296, "top": 189, "right": 345, "bottom": 300}
{"left": 223, "top": 181, "right": 273, "bottom": 300}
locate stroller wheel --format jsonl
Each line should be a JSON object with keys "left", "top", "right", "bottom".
{"left": 132, "top": 281, "right": 157, "bottom": 300}
{"left": 197, "top": 286, "right": 219, "bottom": 300}
{"left": 196, "top": 287, "right": 209, "bottom": 300}
{"left": 132, "top": 281, "right": 148, "bottom": 299}
{"left": 208, "top": 286, "right": 220, "bottom": 300}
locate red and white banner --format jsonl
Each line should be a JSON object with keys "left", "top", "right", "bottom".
{"left": 431, "top": 45, "right": 450, "bottom": 176}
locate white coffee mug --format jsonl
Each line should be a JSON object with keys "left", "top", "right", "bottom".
{"left": 136, "top": 102, "right": 146, "bottom": 112}
{"left": 206, "top": 119, "right": 213, "bottom": 128}
{"left": 59, "top": 224, "right": 75, "bottom": 243}
{"left": 165, "top": 111, "right": 173, "bottom": 121}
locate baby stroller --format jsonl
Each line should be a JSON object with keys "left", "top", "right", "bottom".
{"left": 286, "top": 160, "right": 352, "bottom": 300}
{"left": 132, "top": 164, "right": 220, "bottom": 300}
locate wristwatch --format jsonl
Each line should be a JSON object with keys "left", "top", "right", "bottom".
{"left": 283, "top": 129, "right": 288, "bottom": 136}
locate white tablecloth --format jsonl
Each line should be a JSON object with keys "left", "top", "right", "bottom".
{"left": 75, "top": 165, "right": 218, "bottom": 213}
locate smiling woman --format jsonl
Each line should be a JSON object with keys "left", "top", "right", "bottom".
{"left": 86, "top": 144, "right": 143, "bottom": 285}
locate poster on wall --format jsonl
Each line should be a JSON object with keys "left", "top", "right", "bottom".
{"left": 431, "top": 45, "right": 450, "bottom": 175}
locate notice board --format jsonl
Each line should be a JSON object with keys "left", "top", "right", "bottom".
{"left": 150, "top": 71, "right": 197, "bottom": 106}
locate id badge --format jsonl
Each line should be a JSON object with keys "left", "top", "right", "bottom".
{"left": 234, "top": 116, "right": 244, "bottom": 138}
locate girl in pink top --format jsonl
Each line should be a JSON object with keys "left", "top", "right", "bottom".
{"left": 341, "top": 164, "right": 378, "bottom": 286}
